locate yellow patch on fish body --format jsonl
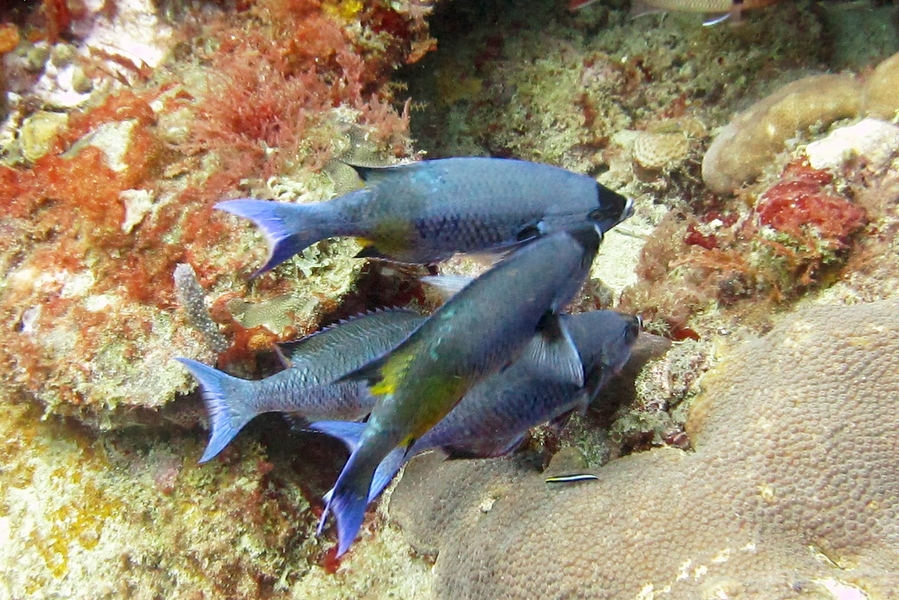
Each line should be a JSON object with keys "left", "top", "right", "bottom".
{"left": 370, "top": 352, "right": 416, "bottom": 396}
{"left": 370, "top": 217, "right": 417, "bottom": 255}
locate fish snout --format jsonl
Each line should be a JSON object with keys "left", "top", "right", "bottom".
{"left": 590, "top": 186, "right": 634, "bottom": 232}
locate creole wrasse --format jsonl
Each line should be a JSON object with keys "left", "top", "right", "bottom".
{"left": 313, "top": 310, "right": 641, "bottom": 505}
{"left": 175, "top": 310, "right": 425, "bottom": 463}
{"left": 216, "top": 157, "right": 631, "bottom": 275}
{"left": 320, "top": 226, "right": 601, "bottom": 556}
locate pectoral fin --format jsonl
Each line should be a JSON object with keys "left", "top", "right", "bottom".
{"left": 420, "top": 274, "right": 475, "bottom": 301}
{"left": 525, "top": 313, "right": 584, "bottom": 387}
{"left": 515, "top": 220, "right": 546, "bottom": 243}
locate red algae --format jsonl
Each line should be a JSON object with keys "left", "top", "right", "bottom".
{"left": 0, "top": 0, "right": 432, "bottom": 425}
{"left": 41, "top": 0, "right": 72, "bottom": 43}
{"left": 756, "top": 161, "right": 867, "bottom": 246}
{"left": 182, "top": 0, "right": 427, "bottom": 179}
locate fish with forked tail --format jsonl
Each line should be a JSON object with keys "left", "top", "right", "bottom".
{"left": 312, "top": 309, "right": 641, "bottom": 505}
{"left": 216, "top": 157, "right": 631, "bottom": 275}
{"left": 175, "top": 310, "right": 426, "bottom": 463}
{"left": 319, "top": 225, "right": 601, "bottom": 556}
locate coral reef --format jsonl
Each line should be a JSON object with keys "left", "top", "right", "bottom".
{"left": 630, "top": 117, "right": 705, "bottom": 174}
{"left": 173, "top": 262, "right": 230, "bottom": 353}
{"left": 703, "top": 47, "right": 899, "bottom": 196}
{"left": 805, "top": 118, "right": 899, "bottom": 172}
{"left": 620, "top": 59, "right": 899, "bottom": 336}
{"left": 390, "top": 298, "right": 899, "bottom": 599}
{"left": 0, "top": 0, "right": 434, "bottom": 591}
{"left": 4, "top": 0, "right": 899, "bottom": 596}
{"left": 861, "top": 48, "right": 899, "bottom": 120}
{"left": 701, "top": 73, "right": 861, "bottom": 195}
{"left": 0, "top": 394, "right": 431, "bottom": 598}
{"left": 408, "top": 0, "right": 824, "bottom": 175}
{"left": 0, "top": 0, "right": 431, "bottom": 427}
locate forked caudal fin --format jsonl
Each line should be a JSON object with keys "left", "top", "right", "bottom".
{"left": 312, "top": 421, "right": 406, "bottom": 505}
{"left": 174, "top": 358, "right": 257, "bottom": 463}
{"left": 319, "top": 434, "right": 401, "bottom": 556}
{"left": 215, "top": 197, "right": 353, "bottom": 276}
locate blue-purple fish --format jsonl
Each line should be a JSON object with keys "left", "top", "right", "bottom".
{"left": 320, "top": 226, "right": 601, "bottom": 556}
{"left": 216, "top": 157, "right": 631, "bottom": 274}
{"left": 313, "top": 310, "right": 641, "bottom": 504}
{"left": 175, "top": 310, "right": 425, "bottom": 463}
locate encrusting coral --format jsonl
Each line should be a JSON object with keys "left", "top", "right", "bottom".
{"left": 861, "top": 49, "right": 899, "bottom": 121}
{"left": 389, "top": 297, "right": 899, "bottom": 599}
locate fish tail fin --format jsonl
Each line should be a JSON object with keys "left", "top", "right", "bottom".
{"left": 320, "top": 436, "right": 393, "bottom": 556}
{"left": 215, "top": 198, "right": 351, "bottom": 276}
{"left": 310, "top": 421, "right": 366, "bottom": 452}
{"left": 369, "top": 447, "right": 406, "bottom": 503}
{"left": 174, "top": 358, "right": 257, "bottom": 463}
{"left": 311, "top": 417, "right": 403, "bottom": 503}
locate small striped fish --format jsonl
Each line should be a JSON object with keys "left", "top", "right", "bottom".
{"left": 545, "top": 473, "right": 600, "bottom": 484}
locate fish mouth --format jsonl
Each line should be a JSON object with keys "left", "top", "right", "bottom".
{"left": 590, "top": 186, "right": 634, "bottom": 232}
{"left": 620, "top": 196, "right": 635, "bottom": 222}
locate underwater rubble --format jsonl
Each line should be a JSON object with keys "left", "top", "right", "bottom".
{"left": 2, "top": 0, "right": 899, "bottom": 598}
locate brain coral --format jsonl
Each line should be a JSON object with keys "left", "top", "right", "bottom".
{"left": 702, "top": 74, "right": 861, "bottom": 195}
{"left": 389, "top": 298, "right": 899, "bottom": 599}
{"left": 862, "top": 50, "right": 899, "bottom": 121}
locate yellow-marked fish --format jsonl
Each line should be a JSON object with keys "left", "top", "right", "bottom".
{"left": 216, "top": 157, "right": 631, "bottom": 275}
{"left": 320, "top": 226, "right": 601, "bottom": 556}
{"left": 570, "top": 0, "right": 782, "bottom": 24}
{"left": 312, "top": 310, "right": 641, "bottom": 505}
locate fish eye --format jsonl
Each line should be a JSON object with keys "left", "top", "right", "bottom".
{"left": 517, "top": 223, "right": 542, "bottom": 242}
{"left": 588, "top": 207, "right": 617, "bottom": 222}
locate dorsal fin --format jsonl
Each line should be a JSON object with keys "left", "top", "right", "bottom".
{"left": 275, "top": 308, "right": 422, "bottom": 365}
{"left": 343, "top": 161, "right": 416, "bottom": 184}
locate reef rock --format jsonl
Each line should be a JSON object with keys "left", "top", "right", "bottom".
{"left": 702, "top": 74, "right": 861, "bottom": 194}
{"left": 805, "top": 118, "right": 899, "bottom": 173}
{"left": 390, "top": 298, "right": 899, "bottom": 599}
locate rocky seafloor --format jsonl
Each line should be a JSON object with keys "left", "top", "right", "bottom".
{"left": 1, "top": 0, "right": 898, "bottom": 598}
